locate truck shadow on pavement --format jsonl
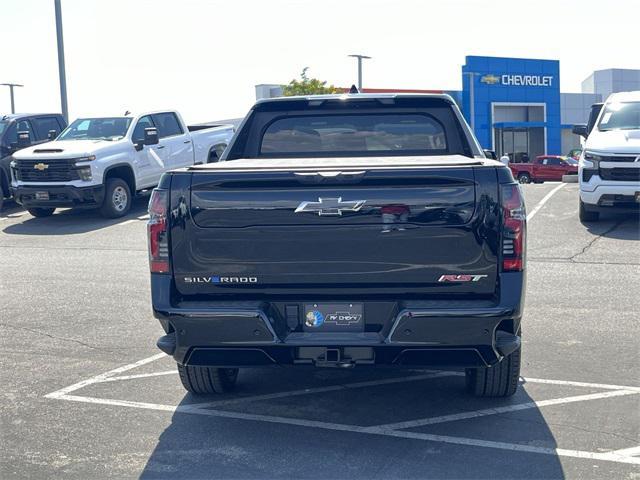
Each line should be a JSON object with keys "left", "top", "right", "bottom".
{"left": 1, "top": 196, "right": 150, "bottom": 235}
{"left": 582, "top": 215, "right": 640, "bottom": 241}
{"left": 138, "top": 370, "right": 565, "bottom": 479}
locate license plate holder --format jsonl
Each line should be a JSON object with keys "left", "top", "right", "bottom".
{"left": 303, "top": 303, "right": 364, "bottom": 332}
{"left": 35, "top": 191, "right": 50, "bottom": 201}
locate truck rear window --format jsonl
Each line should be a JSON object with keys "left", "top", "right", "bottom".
{"left": 260, "top": 114, "right": 447, "bottom": 157}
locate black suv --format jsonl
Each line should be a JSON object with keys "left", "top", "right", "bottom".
{"left": 0, "top": 113, "right": 67, "bottom": 209}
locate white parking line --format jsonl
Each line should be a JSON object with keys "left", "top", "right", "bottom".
{"left": 368, "top": 389, "right": 638, "bottom": 430}
{"left": 45, "top": 352, "right": 167, "bottom": 399}
{"left": 44, "top": 353, "right": 640, "bottom": 465}
{"left": 526, "top": 183, "right": 566, "bottom": 221}
{"left": 608, "top": 446, "right": 640, "bottom": 457}
{"left": 50, "top": 392, "right": 640, "bottom": 466}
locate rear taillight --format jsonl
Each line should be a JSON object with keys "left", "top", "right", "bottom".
{"left": 148, "top": 189, "right": 169, "bottom": 274}
{"left": 501, "top": 184, "right": 526, "bottom": 272}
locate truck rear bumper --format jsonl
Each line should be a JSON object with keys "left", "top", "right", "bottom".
{"left": 151, "top": 273, "right": 524, "bottom": 368}
{"left": 13, "top": 184, "right": 104, "bottom": 209}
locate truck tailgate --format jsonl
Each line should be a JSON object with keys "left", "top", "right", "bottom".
{"left": 170, "top": 164, "right": 500, "bottom": 297}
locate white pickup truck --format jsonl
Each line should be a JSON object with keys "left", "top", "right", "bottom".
{"left": 573, "top": 91, "right": 640, "bottom": 222}
{"left": 11, "top": 110, "right": 234, "bottom": 217}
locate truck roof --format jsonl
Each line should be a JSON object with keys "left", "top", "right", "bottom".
{"left": 189, "top": 155, "right": 497, "bottom": 173}
{"left": 1, "top": 113, "right": 63, "bottom": 121}
{"left": 253, "top": 92, "right": 456, "bottom": 106}
{"left": 605, "top": 91, "right": 640, "bottom": 103}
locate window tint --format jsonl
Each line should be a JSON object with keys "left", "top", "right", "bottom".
{"left": 132, "top": 115, "right": 155, "bottom": 142}
{"left": 598, "top": 101, "right": 640, "bottom": 131}
{"left": 548, "top": 158, "right": 561, "bottom": 165}
{"left": 15, "top": 119, "right": 34, "bottom": 141}
{"left": 151, "top": 112, "right": 183, "bottom": 138}
{"left": 58, "top": 118, "right": 131, "bottom": 141}
{"left": 260, "top": 114, "right": 447, "bottom": 156}
{"left": 33, "top": 117, "right": 62, "bottom": 139}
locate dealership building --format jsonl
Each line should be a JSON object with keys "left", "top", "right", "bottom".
{"left": 256, "top": 55, "right": 640, "bottom": 159}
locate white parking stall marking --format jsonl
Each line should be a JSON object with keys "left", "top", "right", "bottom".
{"left": 97, "top": 370, "right": 178, "bottom": 383}
{"left": 608, "top": 446, "right": 640, "bottom": 457}
{"left": 367, "top": 389, "right": 639, "bottom": 430}
{"left": 526, "top": 183, "right": 566, "bottom": 221}
{"left": 44, "top": 353, "right": 640, "bottom": 466}
{"left": 44, "top": 352, "right": 167, "bottom": 399}
{"left": 377, "top": 429, "right": 640, "bottom": 465}
{"left": 523, "top": 376, "right": 640, "bottom": 393}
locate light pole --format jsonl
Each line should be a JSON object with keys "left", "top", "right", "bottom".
{"left": 54, "top": 0, "right": 69, "bottom": 122}
{"left": 1, "top": 83, "right": 24, "bottom": 114}
{"left": 348, "top": 54, "right": 371, "bottom": 91}
{"left": 462, "top": 71, "right": 480, "bottom": 133}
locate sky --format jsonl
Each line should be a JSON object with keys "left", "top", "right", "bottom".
{"left": 1, "top": 0, "right": 639, "bottom": 124}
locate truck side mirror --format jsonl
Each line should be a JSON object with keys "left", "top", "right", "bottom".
{"left": 483, "top": 149, "right": 497, "bottom": 160}
{"left": 47, "top": 129, "right": 58, "bottom": 140}
{"left": 17, "top": 131, "right": 31, "bottom": 148}
{"left": 572, "top": 124, "right": 588, "bottom": 139}
{"left": 144, "top": 127, "right": 159, "bottom": 146}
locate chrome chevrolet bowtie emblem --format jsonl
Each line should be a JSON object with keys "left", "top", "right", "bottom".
{"left": 295, "top": 197, "right": 366, "bottom": 216}
{"left": 33, "top": 163, "right": 49, "bottom": 171}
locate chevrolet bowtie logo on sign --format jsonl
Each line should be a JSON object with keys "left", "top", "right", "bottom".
{"left": 480, "top": 74, "right": 500, "bottom": 85}
{"left": 295, "top": 197, "right": 366, "bottom": 216}
{"left": 33, "top": 163, "right": 49, "bottom": 171}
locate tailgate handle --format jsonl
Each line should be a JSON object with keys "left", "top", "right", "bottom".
{"left": 294, "top": 171, "right": 366, "bottom": 184}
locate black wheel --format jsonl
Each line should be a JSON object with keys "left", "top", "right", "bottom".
{"left": 100, "top": 177, "right": 131, "bottom": 218}
{"left": 579, "top": 199, "right": 599, "bottom": 223}
{"left": 465, "top": 343, "right": 521, "bottom": 397}
{"left": 27, "top": 207, "right": 55, "bottom": 218}
{"left": 177, "top": 364, "right": 239, "bottom": 394}
{"left": 517, "top": 173, "right": 531, "bottom": 184}
{"left": 0, "top": 181, "right": 4, "bottom": 211}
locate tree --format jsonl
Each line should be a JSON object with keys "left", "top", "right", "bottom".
{"left": 282, "top": 68, "right": 339, "bottom": 96}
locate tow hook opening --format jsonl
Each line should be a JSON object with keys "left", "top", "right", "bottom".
{"left": 316, "top": 348, "right": 355, "bottom": 368}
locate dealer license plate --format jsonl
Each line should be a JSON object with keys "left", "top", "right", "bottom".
{"left": 303, "top": 303, "right": 364, "bottom": 332}
{"left": 35, "top": 191, "right": 49, "bottom": 201}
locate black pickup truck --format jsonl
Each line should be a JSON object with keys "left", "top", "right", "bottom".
{"left": 0, "top": 113, "right": 67, "bottom": 209}
{"left": 148, "top": 94, "right": 526, "bottom": 397}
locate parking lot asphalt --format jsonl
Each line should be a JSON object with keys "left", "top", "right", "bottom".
{"left": 1, "top": 183, "right": 639, "bottom": 479}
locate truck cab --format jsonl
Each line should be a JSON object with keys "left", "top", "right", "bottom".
{"left": 0, "top": 113, "right": 67, "bottom": 209}
{"left": 573, "top": 92, "right": 640, "bottom": 222}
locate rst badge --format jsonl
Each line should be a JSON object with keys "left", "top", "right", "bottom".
{"left": 438, "top": 274, "right": 488, "bottom": 282}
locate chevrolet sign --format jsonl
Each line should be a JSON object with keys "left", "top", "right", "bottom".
{"left": 33, "top": 163, "right": 49, "bottom": 171}
{"left": 480, "top": 74, "right": 500, "bottom": 85}
{"left": 480, "top": 74, "right": 554, "bottom": 87}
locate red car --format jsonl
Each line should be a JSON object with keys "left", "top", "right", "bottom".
{"left": 509, "top": 155, "right": 578, "bottom": 184}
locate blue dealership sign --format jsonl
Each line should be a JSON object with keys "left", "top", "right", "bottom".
{"left": 462, "top": 56, "right": 561, "bottom": 155}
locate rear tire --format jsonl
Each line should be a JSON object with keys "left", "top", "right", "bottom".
{"left": 0, "top": 182, "right": 4, "bottom": 211}
{"left": 100, "top": 177, "right": 132, "bottom": 218}
{"left": 177, "top": 364, "right": 239, "bottom": 394}
{"left": 579, "top": 199, "right": 599, "bottom": 223}
{"left": 28, "top": 207, "right": 55, "bottom": 218}
{"left": 465, "top": 343, "right": 521, "bottom": 397}
{"left": 517, "top": 173, "right": 531, "bottom": 184}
